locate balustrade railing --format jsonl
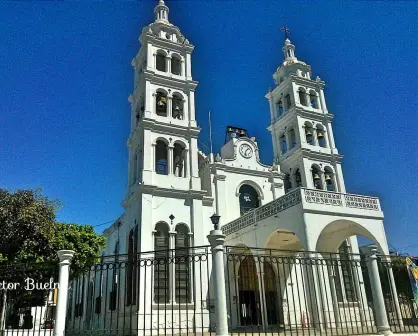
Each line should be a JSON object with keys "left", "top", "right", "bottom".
{"left": 222, "top": 188, "right": 381, "bottom": 236}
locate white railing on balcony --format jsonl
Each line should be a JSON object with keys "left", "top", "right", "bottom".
{"left": 221, "top": 188, "right": 381, "bottom": 236}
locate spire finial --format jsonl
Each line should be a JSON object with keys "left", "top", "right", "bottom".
{"left": 280, "top": 25, "right": 291, "bottom": 40}
{"left": 154, "top": 0, "right": 169, "bottom": 24}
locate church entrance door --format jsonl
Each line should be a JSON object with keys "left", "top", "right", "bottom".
{"left": 238, "top": 256, "right": 261, "bottom": 326}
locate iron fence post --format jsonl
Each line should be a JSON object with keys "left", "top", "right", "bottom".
{"left": 54, "top": 250, "right": 75, "bottom": 336}
{"left": 207, "top": 229, "right": 229, "bottom": 336}
{"left": 368, "top": 248, "right": 393, "bottom": 335}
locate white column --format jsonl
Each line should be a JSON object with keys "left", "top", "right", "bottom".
{"left": 186, "top": 53, "right": 192, "bottom": 80}
{"left": 166, "top": 56, "right": 171, "bottom": 74}
{"left": 214, "top": 174, "right": 227, "bottom": 225}
{"left": 168, "top": 146, "right": 174, "bottom": 175}
{"left": 144, "top": 81, "right": 152, "bottom": 118}
{"left": 299, "top": 159, "right": 312, "bottom": 189}
{"left": 319, "top": 89, "right": 328, "bottom": 113}
{"left": 189, "top": 91, "right": 196, "bottom": 122}
{"left": 147, "top": 44, "right": 154, "bottom": 70}
{"left": 368, "top": 248, "right": 393, "bottom": 335}
{"left": 312, "top": 127, "right": 318, "bottom": 146}
{"left": 181, "top": 59, "right": 185, "bottom": 77}
{"left": 285, "top": 130, "right": 291, "bottom": 153}
{"left": 167, "top": 96, "right": 173, "bottom": 118}
{"left": 326, "top": 122, "right": 337, "bottom": 151}
{"left": 320, "top": 169, "right": 326, "bottom": 191}
{"left": 54, "top": 250, "right": 75, "bottom": 336}
{"left": 334, "top": 164, "right": 346, "bottom": 193}
{"left": 207, "top": 230, "right": 229, "bottom": 336}
{"left": 169, "top": 232, "right": 176, "bottom": 304}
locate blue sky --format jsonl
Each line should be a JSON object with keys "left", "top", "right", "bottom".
{"left": 0, "top": 1, "right": 417, "bottom": 255}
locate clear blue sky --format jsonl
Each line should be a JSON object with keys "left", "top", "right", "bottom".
{"left": 0, "top": 1, "right": 416, "bottom": 255}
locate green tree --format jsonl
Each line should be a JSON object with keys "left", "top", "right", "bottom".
{"left": 0, "top": 188, "right": 106, "bottom": 329}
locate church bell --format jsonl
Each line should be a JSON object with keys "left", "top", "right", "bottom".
{"left": 157, "top": 96, "right": 167, "bottom": 107}
{"left": 317, "top": 130, "right": 324, "bottom": 139}
{"left": 313, "top": 173, "right": 320, "bottom": 180}
{"left": 306, "top": 128, "right": 312, "bottom": 136}
{"left": 325, "top": 173, "right": 332, "bottom": 182}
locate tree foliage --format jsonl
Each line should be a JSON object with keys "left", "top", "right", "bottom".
{"left": 0, "top": 188, "right": 106, "bottom": 275}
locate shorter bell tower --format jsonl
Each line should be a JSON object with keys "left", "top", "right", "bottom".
{"left": 266, "top": 33, "right": 346, "bottom": 194}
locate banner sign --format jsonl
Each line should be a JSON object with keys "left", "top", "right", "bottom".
{"left": 406, "top": 257, "right": 418, "bottom": 304}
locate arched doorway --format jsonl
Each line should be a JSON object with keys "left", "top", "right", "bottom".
{"left": 263, "top": 261, "right": 282, "bottom": 325}
{"left": 238, "top": 256, "right": 261, "bottom": 326}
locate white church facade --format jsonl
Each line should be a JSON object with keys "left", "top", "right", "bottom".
{"left": 65, "top": 2, "right": 411, "bottom": 336}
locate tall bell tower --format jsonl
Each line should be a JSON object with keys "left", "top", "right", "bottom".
{"left": 266, "top": 33, "right": 346, "bottom": 194}
{"left": 124, "top": 0, "right": 206, "bottom": 253}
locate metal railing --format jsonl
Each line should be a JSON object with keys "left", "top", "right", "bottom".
{"left": 222, "top": 188, "right": 381, "bottom": 236}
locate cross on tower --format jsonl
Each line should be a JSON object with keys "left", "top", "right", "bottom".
{"left": 280, "top": 25, "right": 290, "bottom": 39}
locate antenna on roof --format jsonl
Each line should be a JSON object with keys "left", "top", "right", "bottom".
{"left": 209, "top": 110, "right": 214, "bottom": 161}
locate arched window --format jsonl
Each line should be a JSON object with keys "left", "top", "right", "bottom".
{"left": 171, "top": 55, "right": 182, "bottom": 75}
{"left": 298, "top": 89, "right": 307, "bottom": 106}
{"left": 280, "top": 134, "right": 287, "bottom": 154}
{"left": 311, "top": 166, "right": 322, "bottom": 190}
{"left": 172, "top": 94, "right": 183, "bottom": 120}
{"left": 156, "top": 92, "right": 168, "bottom": 117}
{"left": 154, "top": 222, "right": 169, "bottom": 303}
{"left": 324, "top": 168, "right": 335, "bottom": 191}
{"left": 305, "top": 124, "right": 314, "bottom": 145}
{"left": 310, "top": 91, "right": 318, "bottom": 109}
{"left": 239, "top": 184, "right": 260, "bottom": 216}
{"left": 156, "top": 51, "right": 166, "bottom": 72}
{"left": 155, "top": 140, "right": 168, "bottom": 175}
{"left": 175, "top": 224, "right": 191, "bottom": 303}
{"left": 289, "top": 128, "right": 296, "bottom": 149}
{"left": 284, "top": 174, "right": 292, "bottom": 193}
{"left": 294, "top": 169, "right": 302, "bottom": 187}
{"left": 276, "top": 100, "right": 284, "bottom": 117}
{"left": 173, "top": 143, "right": 186, "bottom": 177}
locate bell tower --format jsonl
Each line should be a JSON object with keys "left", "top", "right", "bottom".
{"left": 125, "top": 0, "right": 205, "bottom": 253}
{"left": 266, "top": 33, "right": 346, "bottom": 194}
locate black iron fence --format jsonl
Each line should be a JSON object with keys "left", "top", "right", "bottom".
{"left": 0, "top": 248, "right": 416, "bottom": 336}
{"left": 62, "top": 245, "right": 418, "bottom": 336}
{"left": 0, "top": 261, "right": 59, "bottom": 336}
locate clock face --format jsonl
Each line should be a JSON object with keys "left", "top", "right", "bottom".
{"left": 239, "top": 143, "right": 253, "bottom": 158}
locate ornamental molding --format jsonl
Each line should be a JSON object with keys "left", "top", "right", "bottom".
{"left": 141, "top": 118, "right": 200, "bottom": 137}
{"left": 143, "top": 71, "right": 199, "bottom": 90}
